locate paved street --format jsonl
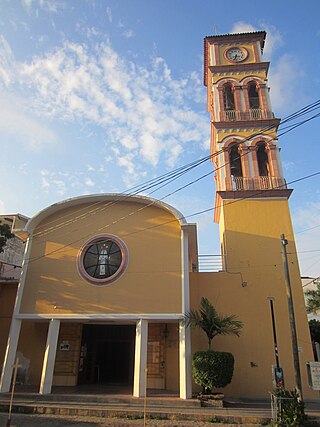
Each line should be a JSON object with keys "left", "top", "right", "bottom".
{"left": 0, "top": 413, "right": 258, "bottom": 427}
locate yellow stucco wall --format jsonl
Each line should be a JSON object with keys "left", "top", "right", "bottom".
{"left": 216, "top": 44, "right": 255, "bottom": 66}
{"left": 212, "top": 70, "right": 267, "bottom": 85}
{"left": 19, "top": 200, "right": 183, "bottom": 315}
{"left": 190, "top": 197, "right": 316, "bottom": 398}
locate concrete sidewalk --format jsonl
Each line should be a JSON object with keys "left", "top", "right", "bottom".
{"left": 0, "top": 389, "right": 319, "bottom": 426}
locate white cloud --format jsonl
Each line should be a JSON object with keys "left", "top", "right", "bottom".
{"left": 122, "top": 30, "right": 135, "bottom": 39}
{"left": 230, "top": 22, "right": 283, "bottom": 58}
{"left": 293, "top": 203, "right": 320, "bottom": 277}
{"left": 263, "top": 25, "right": 283, "bottom": 58}
{"left": 52, "top": 179, "right": 66, "bottom": 195}
{"left": 84, "top": 177, "right": 95, "bottom": 187}
{"left": 0, "top": 36, "right": 207, "bottom": 184}
{"left": 22, "top": 0, "right": 64, "bottom": 13}
{"left": 0, "top": 92, "right": 58, "bottom": 150}
{"left": 106, "top": 7, "right": 112, "bottom": 24}
{"left": 0, "top": 199, "right": 6, "bottom": 213}
{"left": 22, "top": 0, "right": 33, "bottom": 8}
{"left": 229, "top": 22, "right": 303, "bottom": 115}
{"left": 230, "top": 21, "right": 257, "bottom": 34}
{"left": 282, "top": 161, "right": 295, "bottom": 172}
{"left": 40, "top": 169, "right": 67, "bottom": 195}
{"left": 117, "top": 153, "right": 143, "bottom": 187}
{"left": 166, "top": 142, "right": 182, "bottom": 168}
{"left": 0, "top": 36, "right": 16, "bottom": 86}
{"left": 268, "top": 54, "right": 305, "bottom": 113}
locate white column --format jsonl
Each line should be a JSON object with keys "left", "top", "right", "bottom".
{"left": 180, "top": 227, "right": 192, "bottom": 399}
{"left": 0, "top": 236, "right": 32, "bottom": 392}
{"left": 179, "top": 321, "right": 192, "bottom": 399}
{"left": 275, "top": 145, "right": 285, "bottom": 179}
{"left": 133, "top": 319, "right": 148, "bottom": 397}
{"left": 39, "top": 319, "right": 60, "bottom": 395}
{"left": 0, "top": 318, "right": 22, "bottom": 392}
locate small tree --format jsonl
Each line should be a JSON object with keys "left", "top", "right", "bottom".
{"left": 309, "top": 319, "right": 320, "bottom": 343}
{"left": 183, "top": 297, "right": 243, "bottom": 350}
{"left": 0, "top": 223, "right": 13, "bottom": 253}
{"left": 183, "top": 297, "right": 243, "bottom": 394}
{"left": 305, "top": 283, "right": 320, "bottom": 314}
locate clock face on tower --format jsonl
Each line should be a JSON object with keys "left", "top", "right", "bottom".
{"left": 225, "top": 47, "right": 248, "bottom": 63}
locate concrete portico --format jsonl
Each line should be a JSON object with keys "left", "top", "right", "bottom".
{"left": 0, "top": 314, "right": 192, "bottom": 399}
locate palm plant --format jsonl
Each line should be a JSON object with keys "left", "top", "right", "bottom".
{"left": 305, "top": 283, "right": 320, "bottom": 314}
{"left": 183, "top": 297, "right": 243, "bottom": 350}
{"left": 183, "top": 297, "right": 243, "bottom": 394}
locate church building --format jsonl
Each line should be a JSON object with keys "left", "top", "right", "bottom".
{"left": 0, "top": 31, "right": 317, "bottom": 399}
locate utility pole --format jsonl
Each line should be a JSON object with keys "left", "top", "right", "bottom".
{"left": 267, "top": 297, "right": 280, "bottom": 368}
{"left": 267, "top": 296, "right": 285, "bottom": 387}
{"left": 281, "top": 234, "right": 303, "bottom": 400}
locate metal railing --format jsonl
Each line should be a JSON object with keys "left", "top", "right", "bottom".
{"left": 271, "top": 393, "right": 298, "bottom": 423}
{"left": 198, "top": 255, "right": 225, "bottom": 272}
{"left": 226, "top": 176, "right": 287, "bottom": 191}
{"left": 220, "top": 109, "right": 274, "bottom": 121}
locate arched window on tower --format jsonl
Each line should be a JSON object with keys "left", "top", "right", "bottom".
{"left": 229, "top": 144, "right": 243, "bottom": 189}
{"left": 256, "top": 143, "right": 271, "bottom": 189}
{"left": 257, "top": 144, "right": 269, "bottom": 176}
{"left": 248, "top": 82, "right": 260, "bottom": 109}
{"left": 223, "top": 84, "right": 235, "bottom": 110}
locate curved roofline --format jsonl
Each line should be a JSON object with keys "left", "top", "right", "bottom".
{"left": 25, "top": 193, "right": 187, "bottom": 234}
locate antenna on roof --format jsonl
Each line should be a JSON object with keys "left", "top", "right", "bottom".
{"left": 213, "top": 24, "right": 218, "bottom": 35}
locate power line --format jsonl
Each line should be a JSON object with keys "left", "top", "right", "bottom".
{"left": 296, "top": 224, "right": 320, "bottom": 235}
{"left": 289, "top": 249, "right": 320, "bottom": 254}
{"left": 24, "top": 169, "right": 320, "bottom": 266}
{"left": 302, "top": 276, "right": 320, "bottom": 288}
{"left": 4, "top": 100, "right": 320, "bottom": 270}
{"left": 30, "top": 99, "right": 320, "bottom": 238}
{"left": 32, "top": 102, "right": 320, "bottom": 240}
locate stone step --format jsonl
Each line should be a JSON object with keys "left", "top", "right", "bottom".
{"left": 0, "top": 400, "right": 270, "bottom": 425}
{"left": 0, "top": 393, "right": 202, "bottom": 408}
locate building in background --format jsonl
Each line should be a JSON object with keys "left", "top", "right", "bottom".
{"left": 302, "top": 277, "right": 320, "bottom": 321}
{"left": 0, "top": 32, "right": 317, "bottom": 399}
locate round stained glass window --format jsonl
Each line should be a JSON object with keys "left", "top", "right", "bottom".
{"left": 77, "top": 234, "right": 128, "bottom": 285}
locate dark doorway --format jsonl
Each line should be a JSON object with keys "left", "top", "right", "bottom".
{"left": 78, "top": 325, "right": 135, "bottom": 386}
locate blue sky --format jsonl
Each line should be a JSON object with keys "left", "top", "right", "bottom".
{"left": 0, "top": 0, "right": 320, "bottom": 276}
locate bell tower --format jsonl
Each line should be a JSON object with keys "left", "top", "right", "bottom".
{"left": 204, "top": 31, "right": 288, "bottom": 223}
{"left": 204, "top": 31, "right": 293, "bottom": 266}
{"left": 202, "top": 32, "right": 315, "bottom": 397}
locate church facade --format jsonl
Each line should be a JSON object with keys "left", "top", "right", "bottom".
{"left": 0, "top": 31, "right": 317, "bottom": 399}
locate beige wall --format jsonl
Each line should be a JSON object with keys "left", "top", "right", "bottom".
{"left": 19, "top": 201, "right": 182, "bottom": 315}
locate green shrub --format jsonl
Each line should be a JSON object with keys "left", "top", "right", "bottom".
{"left": 193, "top": 350, "right": 234, "bottom": 393}
{"left": 272, "top": 387, "right": 306, "bottom": 426}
